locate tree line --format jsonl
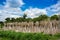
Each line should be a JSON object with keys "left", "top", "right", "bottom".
{"left": 0, "top": 14, "right": 60, "bottom": 28}
{"left": 5, "top": 14, "right": 60, "bottom": 23}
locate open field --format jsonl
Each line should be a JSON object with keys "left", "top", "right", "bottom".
{"left": 0, "top": 30, "right": 60, "bottom": 40}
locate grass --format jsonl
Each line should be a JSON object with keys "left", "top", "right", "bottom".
{"left": 0, "top": 30, "right": 60, "bottom": 40}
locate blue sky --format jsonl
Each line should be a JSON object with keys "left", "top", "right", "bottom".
{"left": 0, "top": 0, "right": 60, "bottom": 21}
{"left": 0, "top": 0, "right": 6, "bottom": 5}
{"left": 0, "top": 0, "right": 58, "bottom": 9}
{"left": 22, "top": 0, "right": 58, "bottom": 9}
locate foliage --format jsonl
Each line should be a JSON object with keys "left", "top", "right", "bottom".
{"left": 0, "top": 30, "right": 60, "bottom": 40}
{"left": 23, "top": 13, "right": 27, "bottom": 19}
{"left": 32, "top": 15, "right": 49, "bottom": 22}
{"left": 5, "top": 14, "right": 60, "bottom": 23}
{"left": 50, "top": 15, "right": 59, "bottom": 20}
{"left": 38, "top": 15, "right": 49, "bottom": 21}
{"left": 0, "top": 21, "right": 4, "bottom": 28}
{"left": 26, "top": 18, "right": 32, "bottom": 22}
{"left": 5, "top": 18, "right": 11, "bottom": 22}
{"left": 11, "top": 18, "right": 16, "bottom": 22}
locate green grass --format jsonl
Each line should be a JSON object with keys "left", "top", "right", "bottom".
{"left": 0, "top": 30, "right": 60, "bottom": 40}
{"left": 0, "top": 37, "right": 12, "bottom": 40}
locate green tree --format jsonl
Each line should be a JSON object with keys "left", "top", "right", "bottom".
{"left": 15, "top": 17, "right": 24, "bottom": 22}
{"left": 11, "top": 18, "right": 16, "bottom": 22}
{"left": 23, "top": 13, "right": 27, "bottom": 19}
{"left": 32, "top": 15, "right": 49, "bottom": 22}
{"left": 38, "top": 15, "right": 49, "bottom": 21}
{"left": 26, "top": 18, "right": 32, "bottom": 22}
{"left": 50, "top": 15, "right": 59, "bottom": 20}
{"left": 0, "top": 21, "right": 4, "bottom": 28}
{"left": 5, "top": 18, "right": 11, "bottom": 22}
{"left": 58, "top": 15, "right": 60, "bottom": 20}
{"left": 32, "top": 17, "right": 39, "bottom": 22}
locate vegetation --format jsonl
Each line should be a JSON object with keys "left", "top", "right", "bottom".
{"left": 0, "top": 30, "right": 60, "bottom": 40}
{"left": 50, "top": 15, "right": 59, "bottom": 20}
{"left": 23, "top": 13, "right": 27, "bottom": 19}
{"left": 0, "top": 14, "right": 60, "bottom": 40}
{"left": 0, "top": 21, "right": 4, "bottom": 28}
{"left": 32, "top": 15, "right": 49, "bottom": 22}
{"left": 5, "top": 14, "right": 60, "bottom": 23}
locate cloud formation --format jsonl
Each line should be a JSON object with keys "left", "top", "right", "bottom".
{"left": 0, "top": 0, "right": 24, "bottom": 21}
{"left": 46, "top": 0, "right": 60, "bottom": 16}
{"left": 0, "top": 0, "right": 48, "bottom": 21}
{"left": 0, "top": 0, "right": 60, "bottom": 21}
{"left": 24, "top": 7, "right": 47, "bottom": 18}
{"left": 5, "top": 0, "right": 25, "bottom": 8}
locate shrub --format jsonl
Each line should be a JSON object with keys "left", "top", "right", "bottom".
{"left": 0, "top": 30, "right": 60, "bottom": 40}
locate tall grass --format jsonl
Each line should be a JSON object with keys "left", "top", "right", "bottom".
{"left": 0, "top": 30, "right": 60, "bottom": 40}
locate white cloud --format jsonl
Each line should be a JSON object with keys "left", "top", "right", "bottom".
{"left": 5, "top": 0, "right": 25, "bottom": 8}
{"left": 46, "top": 0, "right": 60, "bottom": 16}
{"left": 24, "top": 7, "right": 47, "bottom": 18}
{"left": 24, "top": 0, "right": 60, "bottom": 18}
{"left": 0, "top": 0, "right": 60, "bottom": 21}
{"left": 0, "top": 8, "right": 24, "bottom": 21}
{"left": 0, "top": 0, "right": 24, "bottom": 21}
{"left": 10, "top": 15, "right": 21, "bottom": 18}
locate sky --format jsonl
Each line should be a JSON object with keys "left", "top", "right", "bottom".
{"left": 0, "top": 0, "right": 60, "bottom": 21}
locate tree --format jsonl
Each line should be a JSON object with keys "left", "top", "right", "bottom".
{"left": 0, "top": 21, "right": 4, "bottom": 28}
{"left": 23, "top": 13, "right": 27, "bottom": 19}
{"left": 32, "top": 17, "right": 39, "bottom": 22}
{"left": 15, "top": 18, "right": 20, "bottom": 22}
{"left": 32, "top": 15, "right": 49, "bottom": 22}
{"left": 5, "top": 18, "right": 11, "bottom": 22}
{"left": 26, "top": 18, "right": 32, "bottom": 22}
{"left": 15, "top": 17, "right": 24, "bottom": 22}
{"left": 11, "top": 18, "right": 16, "bottom": 22}
{"left": 38, "top": 15, "right": 49, "bottom": 21}
{"left": 58, "top": 15, "right": 60, "bottom": 20}
{"left": 50, "top": 15, "right": 59, "bottom": 20}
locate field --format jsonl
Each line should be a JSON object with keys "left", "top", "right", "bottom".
{"left": 0, "top": 30, "right": 60, "bottom": 40}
